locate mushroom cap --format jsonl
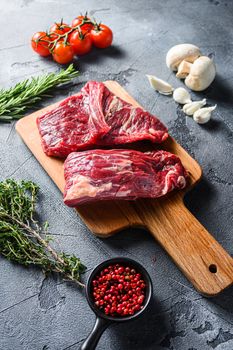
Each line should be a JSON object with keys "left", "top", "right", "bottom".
{"left": 185, "top": 56, "right": 216, "bottom": 91}
{"left": 166, "top": 44, "right": 201, "bottom": 71}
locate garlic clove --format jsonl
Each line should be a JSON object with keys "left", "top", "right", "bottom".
{"left": 193, "top": 105, "right": 217, "bottom": 124}
{"left": 183, "top": 99, "right": 206, "bottom": 116}
{"left": 146, "top": 75, "right": 173, "bottom": 95}
{"left": 173, "top": 87, "right": 192, "bottom": 104}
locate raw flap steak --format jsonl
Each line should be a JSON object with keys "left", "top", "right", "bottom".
{"left": 37, "top": 82, "right": 110, "bottom": 157}
{"left": 63, "top": 149, "right": 187, "bottom": 206}
{"left": 95, "top": 83, "right": 168, "bottom": 145}
{"left": 37, "top": 81, "right": 168, "bottom": 157}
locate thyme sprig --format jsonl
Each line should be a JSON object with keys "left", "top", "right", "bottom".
{"left": 0, "top": 64, "right": 79, "bottom": 122}
{"left": 0, "top": 179, "right": 86, "bottom": 287}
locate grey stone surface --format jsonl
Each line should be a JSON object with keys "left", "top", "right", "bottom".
{"left": 0, "top": 0, "right": 233, "bottom": 349}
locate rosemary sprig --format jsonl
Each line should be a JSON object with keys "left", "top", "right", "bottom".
{"left": 0, "top": 64, "right": 79, "bottom": 122}
{"left": 0, "top": 179, "right": 86, "bottom": 286}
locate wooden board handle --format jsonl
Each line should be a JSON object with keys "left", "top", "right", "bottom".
{"left": 135, "top": 195, "right": 233, "bottom": 296}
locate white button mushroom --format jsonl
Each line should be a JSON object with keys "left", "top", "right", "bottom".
{"left": 166, "top": 44, "right": 201, "bottom": 71}
{"left": 146, "top": 75, "right": 173, "bottom": 95}
{"left": 173, "top": 87, "right": 192, "bottom": 104}
{"left": 184, "top": 56, "right": 216, "bottom": 91}
{"left": 193, "top": 105, "right": 217, "bottom": 124}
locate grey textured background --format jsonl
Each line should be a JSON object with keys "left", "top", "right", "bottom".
{"left": 0, "top": 0, "right": 233, "bottom": 349}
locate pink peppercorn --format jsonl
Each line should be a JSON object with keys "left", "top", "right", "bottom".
{"left": 92, "top": 263, "right": 146, "bottom": 317}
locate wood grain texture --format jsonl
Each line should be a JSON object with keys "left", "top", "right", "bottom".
{"left": 16, "top": 81, "right": 233, "bottom": 296}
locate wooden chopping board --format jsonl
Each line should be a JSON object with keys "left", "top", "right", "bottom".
{"left": 16, "top": 81, "right": 233, "bottom": 296}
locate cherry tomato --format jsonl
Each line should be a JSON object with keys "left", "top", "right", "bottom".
{"left": 90, "top": 24, "right": 113, "bottom": 49}
{"left": 69, "top": 31, "right": 92, "bottom": 55}
{"left": 50, "top": 22, "right": 71, "bottom": 36}
{"left": 31, "top": 31, "right": 51, "bottom": 57}
{"left": 71, "top": 15, "right": 94, "bottom": 33}
{"left": 52, "top": 41, "right": 74, "bottom": 64}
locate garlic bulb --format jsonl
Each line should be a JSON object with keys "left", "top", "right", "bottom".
{"left": 173, "top": 87, "right": 191, "bottom": 104}
{"left": 146, "top": 75, "right": 173, "bottom": 95}
{"left": 183, "top": 99, "right": 206, "bottom": 116}
{"left": 193, "top": 105, "right": 217, "bottom": 124}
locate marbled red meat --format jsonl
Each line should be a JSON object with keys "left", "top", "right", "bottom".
{"left": 63, "top": 149, "right": 187, "bottom": 206}
{"left": 37, "top": 81, "right": 168, "bottom": 157}
{"left": 98, "top": 87, "right": 168, "bottom": 145}
{"left": 37, "top": 82, "right": 110, "bottom": 157}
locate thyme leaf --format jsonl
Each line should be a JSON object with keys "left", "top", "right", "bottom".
{"left": 0, "top": 179, "right": 86, "bottom": 287}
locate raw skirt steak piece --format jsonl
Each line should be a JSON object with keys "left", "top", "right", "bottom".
{"left": 63, "top": 149, "right": 187, "bottom": 206}
{"left": 98, "top": 86, "right": 168, "bottom": 146}
{"left": 37, "top": 82, "right": 110, "bottom": 157}
{"left": 37, "top": 81, "right": 168, "bottom": 157}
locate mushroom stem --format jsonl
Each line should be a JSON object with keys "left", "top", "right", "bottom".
{"left": 176, "top": 60, "right": 192, "bottom": 79}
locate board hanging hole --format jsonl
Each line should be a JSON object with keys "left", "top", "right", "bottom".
{"left": 209, "top": 264, "right": 217, "bottom": 273}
